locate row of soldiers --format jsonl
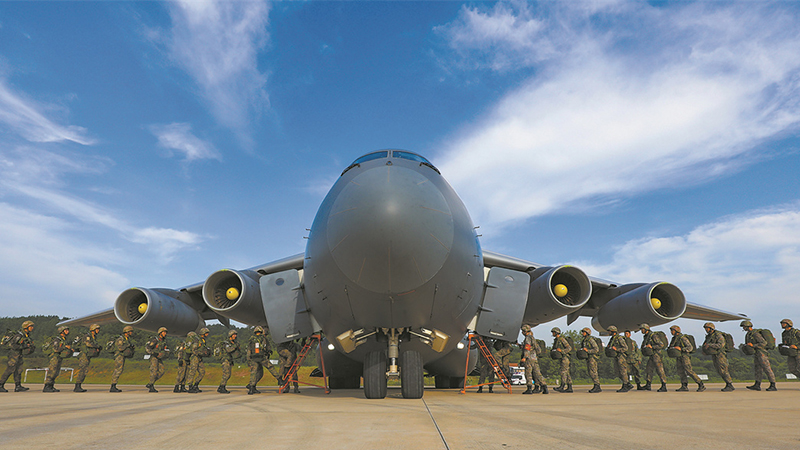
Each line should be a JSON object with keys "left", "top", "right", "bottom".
{"left": 0, "top": 321, "right": 304, "bottom": 394}
{"left": 482, "top": 318, "right": 800, "bottom": 394}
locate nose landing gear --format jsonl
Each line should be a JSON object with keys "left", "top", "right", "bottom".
{"left": 362, "top": 328, "right": 425, "bottom": 399}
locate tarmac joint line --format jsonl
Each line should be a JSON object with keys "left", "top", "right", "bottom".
{"left": 423, "top": 398, "right": 450, "bottom": 450}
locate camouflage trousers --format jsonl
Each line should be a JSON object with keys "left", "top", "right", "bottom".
{"left": 627, "top": 361, "right": 641, "bottom": 384}
{"left": 711, "top": 352, "right": 732, "bottom": 383}
{"left": 75, "top": 353, "right": 92, "bottom": 383}
{"left": 278, "top": 349, "right": 298, "bottom": 386}
{"left": 187, "top": 356, "right": 205, "bottom": 385}
{"left": 1, "top": 354, "right": 24, "bottom": 384}
{"left": 645, "top": 353, "right": 667, "bottom": 383}
{"left": 676, "top": 354, "right": 702, "bottom": 384}
{"left": 613, "top": 355, "right": 629, "bottom": 383}
{"left": 585, "top": 357, "right": 600, "bottom": 384}
{"left": 498, "top": 354, "right": 511, "bottom": 380}
{"left": 111, "top": 354, "right": 126, "bottom": 384}
{"left": 248, "top": 358, "right": 279, "bottom": 386}
{"left": 787, "top": 355, "right": 800, "bottom": 378}
{"left": 753, "top": 352, "right": 776, "bottom": 383}
{"left": 477, "top": 359, "right": 495, "bottom": 385}
{"left": 175, "top": 359, "right": 189, "bottom": 385}
{"left": 524, "top": 357, "right": 546, "bottom": 388}
{"left": 45, "top": 355, "right": 63, "bottom": 384}
{"left": 558, "top": 357, "right": 572, "bottom": 386}
{"left": 220, "top": 360, "right": 232, "bottom": 387}
{"left": 148, "top": 356, "right": 165, "bottom": 385}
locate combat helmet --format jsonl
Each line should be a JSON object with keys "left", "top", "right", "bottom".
{"left": 123, "top": 325, "right": 134, "bottom": 333}
{"left": 89, "top": 324, "right": 100, "bottom": 331}
{"left": 607, "top": 325, "right": 618, "bottom": 333}
{"left": 199, "top": 327, "right": 210, "bottom": 335}
{"left": 639, "top": 323, "right": 650, "bottom": 331}
{"left": 740, "top": 320, "right": 753, "bottom": 328}
{"left": 669, "top": 325, "right": 681, "bottom": 333}
{"left": 254, "top": 326, "right": 264, "bottom": 334}
{"left": 57, "top": 326, "right": 69, "bottom": 334}
{"left": 781, "top": 319, "right": 793, "bottom": 328}
{"left": 21, "top": 320, "right": 34, "bottom": 329}
{"left": 157, "top": 327, "right": 168, "bottom": 334}
{"left": 187, "top": 331, "right": 197, "bottom": 337}
{"left": 551, "top": 327, "right": 561, "bottom": 334}
{"left": 703, "top": 322, "right": 715, "bottom": 330}
{"left": 581, "top": 327, "right": 591, "bottom": 335}
{"left": 228, "top": 329, "right": 238, "bottom": 338}
{"left": 521, "top": 324, "right": 531, "bottom": 333}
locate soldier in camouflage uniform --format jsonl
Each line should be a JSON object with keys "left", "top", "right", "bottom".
{"left": 43, "top": 326, "right": 73, "bottom": 392}
{"left": 520, "top": 325, "right": 547, "bottom": 395}
{"left": 145, "top": 327, "right": 169, "bottom": 393}
{"left": 580, "top": 327, "right": 602, "bottom": 393}
{"left": 218, "top": 330, "right": 241, "bottom": 394}
{"left": 493, "top": 339, "right": 512, "bottom": 382}
{"left": 669, "top": 325, "right": 705, "bottom": 392}
{"left": 174, "top": 331, "right": 197, "bottom": 393}
{"left": 624, "top": 330, "right": 643, "bottom": 390}
{"left": 639, "top": 323, "right": 667, "bottom": 392}
{"left": 110, "top": 325, "right": 136, "bottom": 393}
{"left": 551, "top": 327, "right": 573, "bottom": 393}
{"left": 278, "top": 339, "right": 302, "bottom": 393}
{"left": 702, "top": 322, "right": 734, "bottom": 391}
{"left": 781, "top": 319, "right": 800, "bottom": 381}
{"left": 187, "top": 327, "right": 211, "bottom": 393}
{"left": 475, "top": 338, "right": 495, "bottom": 393}
{"left": 741, "top": 320, "right": 776, "bottom": 391}
{"left": 247, "top": 326, "right": 280, "bottom": 395}
{"left": 74, "top": 324, "right": 101, "bottom": 392}
{"left": 607, "top": 326, "right": 631, "bottom": 392}
{"left": 0, "top": 320, "right": 35, "bottom": 392}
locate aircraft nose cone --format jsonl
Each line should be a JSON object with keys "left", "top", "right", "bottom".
{"left": 327, "top": 165, "right": 454, "bottom": 294}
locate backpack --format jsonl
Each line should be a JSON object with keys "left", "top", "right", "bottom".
{"left": 685, "top": 334, "right": 697, "bottom": 354}
{"left": 758, "top": 329, "right": 776, "bottom": 350}
{"left": 105, "top": 340, "right": 116, "bottom": 354}
{"left": 42, "top": 336, "right": 55, "bottom": 354}
{"left": 565, "top": 336, "right": 575, "bottom": 355}
{"left": 0, "top": 329, "right": 15, "bottom": 353}
{"left": 721, "top": 331, "right": 735, "bottom": 352}
{"left": 145, "top": 337, "right": 158, "bottom": 355}
{"left": 653, "top": 331, "right": 668, "bottom": 348}
{"left": 535, "top": 339, "right": 546, "bottom": 357}
{"left": 213, "top": 341, "right": 225, "bottom": 359}
{"left": 594, "top": 336, "right": 604, "bottom": 352}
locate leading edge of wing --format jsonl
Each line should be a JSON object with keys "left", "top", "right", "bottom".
{"left": 481, "top": 250, "right": 617, "bottom": 290}
{"left": 682, "top": 302, "right": 748, "bottom": 322}
{"left": 57, "top": 307, "right": 118, "bottom": 328}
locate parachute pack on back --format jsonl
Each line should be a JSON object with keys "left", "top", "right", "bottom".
{"left": 759, "top": 329, "right": 776, "bottom": 350}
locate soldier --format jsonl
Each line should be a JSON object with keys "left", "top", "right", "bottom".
{"left": 246, "top": 326, "right": 280, "bottom": 395}
{"left": 43, "top": 326, "right": 73, "bottom": 392}
{"left": 702, "top": 322, "right": 734, "bottom": 391}
{"left": 145, "top": 327, "right": 169, "bottom": 393}
{"left": 551, "top": 327, "right": 573, "bottom": 393}
{"left": 174, "top": 331, "right": 197, "bottom": 393}
{"left": 669, "top": 325, "right": 705, "bottom": 392}
{"left": 110, "top": 325, "right": 135, "bottom": 393}
{"left": 0, "top": 320, "right": 35, "bottom": 392}
{"left": 624, "top": 330, "right": 643, "bottom": 390}
{"left": 607, "top": 326, "right": 631, "bottom": 392}
{"left": 741, "top": 320, "right": 776, "bottom": 391}
{"left": 218, "top": 330, "right": 241, "bottom": 394}
{"left": 780, "top": 319, "right": 800, "bottom": 380}
{"left": 277, "top": 339, "right": 302, "bottom": 393}
{"left": 493, "top": 339, "right": 512, "bottom": 382}
{"left": 520, "top": 325, "right": 547, "bottom": 395}
{"left": 475, "top": 337, "right": 495, "bottom": 393}
{"left": 74, "top": 324, "right": 101, "bottom": 392}
{"left": 639, "top": 323, "right": 668, "bottom": 392}
{"left": 580, "top": 327, "right": 601, "bottom": 393}
{"left": 187, "top": 327, "right": 211, "bottom": 393}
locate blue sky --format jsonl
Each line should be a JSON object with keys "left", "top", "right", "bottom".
{"left": 1, "top": 1, "right": 799, "bottom": 341}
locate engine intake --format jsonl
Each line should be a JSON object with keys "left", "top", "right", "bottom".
{"left": 114, "top": 288, "right": 202, "bottom": 335}
{"left": 202, "top": 269, "right": 267, "bottom": 326}
{"left": 523, "top": 265, "right": 592, "bottom": 325}
{"left": 591, "top": 282, "right": 686, "bottom": 332}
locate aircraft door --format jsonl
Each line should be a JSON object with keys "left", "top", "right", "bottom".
{"left": 474, "top": 268, "right": 530, "bottom": 340}
{"left": 261, "top": 269, "right": 320, "bottom": 344}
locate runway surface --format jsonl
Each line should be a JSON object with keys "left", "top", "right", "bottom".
{"left": 1, "top": 382, "right": 798, "bottom": 449}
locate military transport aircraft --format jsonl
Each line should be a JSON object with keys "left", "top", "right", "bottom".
{"left": 61, "top": 149, "right": 746, "bottom": 399}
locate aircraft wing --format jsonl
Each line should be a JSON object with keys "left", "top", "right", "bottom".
{"left": 481, "top": 250, "right": 747, "bottom": 333}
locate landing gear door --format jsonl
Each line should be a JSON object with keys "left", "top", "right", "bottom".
{"left": 260, "top": 269, "right": 319, "bottom": 344}
{"left": 474, "top": 268, "right": 530, "bottom": 341}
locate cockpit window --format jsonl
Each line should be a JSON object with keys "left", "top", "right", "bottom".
{"left": 392, "top": 151, "right": 429, "bottom": 164}
{"left": 353, "top": 151, "right": 389, "bottom": 165}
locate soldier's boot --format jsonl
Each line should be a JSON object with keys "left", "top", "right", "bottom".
{"left": 195, "top": 384, "right": 203, "bottom": 393}
{"left": 15, "top": 382, "right": 29, "bottom": 391}
{"left": 616, "top": 383, "right": 628, "bottom": 393}
{"left": 109, "top": 384, "right": 122, "bottom": 393}
{"left": 487, "top": 385, "right": 493, "bottom": 393}
{"left": 294, "top": 385, "right": 300, "bottom": 394}
{"left": 147, "top": 384, "right": 158, "bottom": 393}
{"left": 588, "top": 384, "right": 601, "bottom": 393}
{"left": 532, "top": 385, "right": 541, "bottom": 393}
{"left": 247, "top": 385, "right": 255, "bottom": 395}
{"left": 746, "top": 381, "right": 761, "bottom": 391}
{"left": 173, "top": 384, "right": 181, "bottom": 393}
{"left": 657, "top": 382, "right": 667, "bottom": 392}
{"left": 563, "top": 384, "right": 573, "bottom": 393}
{"left": 541, "top": 385, "right": 548, "bottom": 394}
{"left": 252, "top": 385, "right": 261, "bottom": 394}
{"left": 696, "top": 381, "right": 706, "bottom": 392}
{"left": 553, "top": 384, "right": 564, "bottom": 392}
{"left": 476, "top": 386, "right": 483, "bottom": 393}
{"left": 522, "top": 386, "right": 533, "bottom": 394}
{"left": 179, "top": 384, "right": 187, "bottom": 393}
{"left": 643, "top": 381, "right": 651, "bottom": 391}
{"left": 721, "top": 382, "right": 735, "bottom": 392}
{"left": 43, "top": 383, "right": 54, "bottom": 392}
{"left": 0, "top": 384, "right": 6, "bottom": 393}
{"left": 636, "top": 382, "right": 645, "bottom": 390}
{"left": 188, "top": 384, "right": 198, "bottom": 393}
{"left": 766, "top": 382, "right": 777, "bottom": 391}
{"left": 676, "top": 382, "right": 689, "bottom": 392}
{"left": 74, "top": 383, "right": 86, "bottom": 393}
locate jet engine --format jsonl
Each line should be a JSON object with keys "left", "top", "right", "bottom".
{"left": 523, "top": 265, "right": 592, "bottom": 325}
{"left": 202, "top": 269, "right": 267, "bottom": 326}
{"left": 114, "top": 288, "right": 202, "bottom": 335}
{"left": 591, "top": 282, "right": 686, "bottom": 332}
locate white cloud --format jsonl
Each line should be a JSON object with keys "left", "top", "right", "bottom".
{"left": 164, "top": 0, "right": 271, "bottom": 145}
{"left": 150, "top": 122, "right": 221, "bottom": 161}
{"left": 435, "top": 2, "right": 800, "bottom": 229}
{"left": 0, "top": 78, "right": 94, "bottom": 145}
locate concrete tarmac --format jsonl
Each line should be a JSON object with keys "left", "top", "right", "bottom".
{"left": 1, "top": 382, "right": 798, "bottom": 449}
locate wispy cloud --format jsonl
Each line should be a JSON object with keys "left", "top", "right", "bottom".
{"left": 434, "top": 2, "right": 800, "bottom": 229}
{"left": 150, "top": 122, "right": 221, "bottom": 162}
{"left": 0, "top": 78, "right": 94, "bottom": 145}
{"left": 163, "top": 0, "right": 271, "bottom": 147}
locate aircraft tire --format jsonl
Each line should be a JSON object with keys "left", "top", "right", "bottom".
{"left": 400, "top": 350, "right": 424, "bottom": 399}
{"left": 363, "top": 351, "right": 387, "bottom": 399}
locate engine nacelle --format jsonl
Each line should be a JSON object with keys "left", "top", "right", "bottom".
{"left": 115, "top": 288, "right": 202, "bottom": 335}
{"left": 202, "top": 269, "right": 267, "bottom": 326}
{"left": 523, "top": 265, "right": 592, "bottom": 325}
{"left": 591, "top": 282, "right": 686, "bottom": 332}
